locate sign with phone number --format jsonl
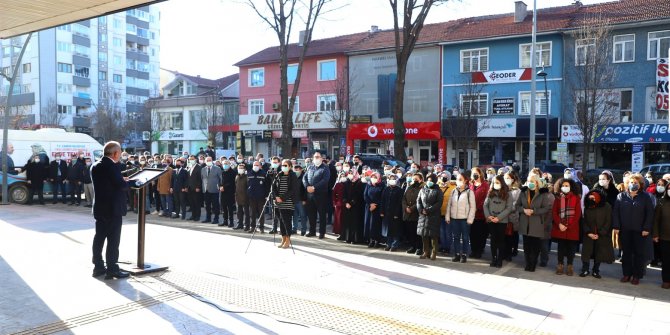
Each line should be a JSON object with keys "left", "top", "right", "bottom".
{"left": 657, "top": 58, "right": 669, "bottom": 111}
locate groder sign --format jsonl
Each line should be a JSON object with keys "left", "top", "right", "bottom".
{"left": 472, "top": 68, "right": 531, "bottom": 84}
{"left": 347, "top": 122, "right": 441, "bottom": 140}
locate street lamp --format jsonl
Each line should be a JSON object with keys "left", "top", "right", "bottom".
{"left": 537, "top": 67, "right": 549, "bottom": 163}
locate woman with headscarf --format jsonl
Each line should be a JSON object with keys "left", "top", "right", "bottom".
{"left": 417, "top": 173, "right": 444, "bottom": 260}
{"left": 518, "top": 174, "right": 554, "bottom": 272}
{"left": 580, "top": 189, "right": 614, "bottom": 279}
{"left": 592, "top": 170, "right": 619, "bottom": 208}
{"left": 439, "top": 171, "right": 456, "bottom": 254}
{"left": 364, "top": 171, "right": 384, "bottom": 248}
{"left": 332, "top": 163, "right": 346, "bottom": 240}
{"left": 380, "top": 174, "right": 404, "bottom": 251}
{"left": 551, "top": 178, "right": 582, "bottom": 276}
{"left": 613, "top": 173, "right": 655, "bottom": 285}
{"left": 403, "top": 172, "right": 424, "bottom": 255}
{"left": 484, "top": 175, "right": 514, "bottom": 268}
{"left": 469, "top": 167, "right": 490, "bottom": 259}
{"left": 342, "top": 168, "right": 364, "bottom": 244}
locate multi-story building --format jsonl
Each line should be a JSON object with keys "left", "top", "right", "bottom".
{"left": 0, "top": 5, "right": 160, "bottom": 141}
{"left": 148, "top": 72, "right": 239, "bottom": 156}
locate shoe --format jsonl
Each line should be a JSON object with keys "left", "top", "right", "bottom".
{"left": 278, "top": 236, "right": 287, "bottom": 248}
{"left": 579, "top": 270, "right": 590, "bottom": 277}
{"left": 181, "top": 216, "right": 186, "bottom": 220}
{"left": 490, "top": 258, "right": 497, "bottom": 267}
{"left": 244, "top": 227, "right": 250, "bottom": 232}
{"left": 384, "top": 246, "right": 391, "bottom": 251}
{"left": 269, "top": 229, "right": 277, "bottom": 234}
{"left": 84, "top": 204, "right": 92, "bottom": 208}
{"left": 368, "top": 241, "right": 375, "bottom": 248}
{"left": 406, "top": 247, "right": 416, "bottom": 254}
{"left": 496, "top": 260, "right": 503, "bottom": 268}
{"left": 318, "top": 235, "right": 325, "bottom": 239}
{"left": 282, "top": 237, "right": 291, "bottom": 249}
{"left": 511, "top": 250, "right": 518, "bottom": 257}
{"left": 631, "top": 277, "right": 640, "bottom": 285}
{"left": 430, "top": 251, "right": 437, "bottom": 261}
{"left": 306, "top": 233, "right": 315, "bottom": 237}
{"left": 556, "top": 263, "right": 564, "bottom": 275}
{"left": 92, "top": 267, "right": 106, "bottom": 277}
{"left": 217, "top": 222, "right": 226, "bottom": 226}
{"left": 592, "top": 271, "right": 602, "bottom": 279}
{"left": 201, "top": 219, "right": 211, "bottom": 223}
{"left": 524, "top": 265, "right": 531, "bottom": 271}
{"left": 620, "top": 276, "right": 631, "bottom": 283}
{"left": 460, "top": 256, "right": 467, "bottom": 263}
{"left": 211, "top": 219, "right": 220, "bottom": 225}
{"left": 662, "top": 282, "right": 670, "bottom": 289}
{"left": 566, "top": 264, "right": 574, "bottom": 276}
{"left": 452, "top": 254, "right": 461, "bottom": 263}
{"left": 539, "top": 261, "right": 548, "bottom": 267}
{"left": 104, "top": 271, "right": 130, "bottom": 280}
{"left": 301, "top": 232, "right": 306, "bottom": 236}
{"left": 419, "top": 252, "right": 428, "bottom": 259}
{"left": 68, "top": 202, "right": 74, "bottom": 206}
{"left": 233, "top": 226, "right": 242, "bottom": 230}
{"left": 390, "top": 247, "right": 398, "bottom": 252}
{"left": 76, "top": 203, "right": 80, "bottom": 206}
{"left": 415, "top": 249, "right": 423, "bottom": 256}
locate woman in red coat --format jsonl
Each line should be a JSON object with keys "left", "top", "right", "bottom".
{"left": 469, "top": 167, "right": 490, "bottom": 259}
{"left": 551, "top": 178, "right": 582, "bottom": 276}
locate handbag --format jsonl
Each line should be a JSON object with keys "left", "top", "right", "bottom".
{"left": 505, "top": 222, "right": 514, "bottom": 236}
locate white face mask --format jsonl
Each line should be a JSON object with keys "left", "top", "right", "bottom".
{"left": 206, "top": 161, "right": 213, "bottom": 167}
{"left": 252, "top": 166, "right": 260, "bottom": 172}
{"left": 598, "top": 179, "right": 609, "bottom": 187}
{"left": 343, "top": 166, "right": 351, "bottom": 172}
{"left": 504, "top": 178, "right": 513, "bottom": 186}
{"left": 487, "top": 173, "right": 495, "bottom": 180}
{"left": 238, "top": 169, "right": 245, "bottom": 175}
{"left": 561, "top": 186, "right": 571, "bottom": 194}
{"left": 339, "top": 177, "right": 347, "bottom": 183}
{"left": 564, "top": 173, "right": 572, "bottom": 179}
{"left": 336, "top": 166, "right": 342, "bottom": 171}
{"left": 456, "top": 180, "right": 464, "bottom": 188}
{"left": 387, "top": 179, "right": 397, "bottom": 186}
{"left": 370, "top": 177, "right": 379, "bottom": 185}
{"left": 347, "top": 174, "right": 354, "bottom": 181}
{"left": 313, "top": 159, "right": 322, "bottom": 166}
{"left": 657, "top": 186, "right": 666, "bottom": 194}
{"left": 493, "top": 183, "right": 501, "bottom": 190}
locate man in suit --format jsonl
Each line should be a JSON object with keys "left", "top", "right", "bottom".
{"left": 219, "top": 159, "right": 237, "bottom": 227}
{"left": 91, "top": 141, "right": 132, "bottom": 280}
{"left": 186, "top": 155, "right": 202, "bottom": 221}
{"left": 0, "top": 142, "right": 17, "bottom": 175}
{"left": 302, "top": 152, "right": 331, "bottom": 238}
{"left": 171, "top": 158, "right": 189, "bottom": 220}
{"left": 201, "top": 156, "right": 223, "bottom": 224}
{"left": 48, "top": 153, "right": 68, "bottom": 204}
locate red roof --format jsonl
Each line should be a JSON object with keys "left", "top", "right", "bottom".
{"left": 235, "top": 0, "right": 670, "bottom": 65}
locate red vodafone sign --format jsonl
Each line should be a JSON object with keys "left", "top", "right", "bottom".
{"left": 347, "top": 122, "right": 441, "bottom": 140}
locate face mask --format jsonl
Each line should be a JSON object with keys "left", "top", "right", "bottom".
{"left": 657, "top": 186, "right": 666, "bottom": 194}
{"left": 140, "top": 161, "right": 146, "bottom": 165}
{"left": 148, "top": 160, "right": 154, "bottom": 165}
{"left": 79, "top": 154, "right": 84, "bottom": 158}
{"left": 487, "top": 173, "right": 495, "bottom": 180}
{"left": 281, "top": 166, "right": 290, "bottom": 173}
{"left": 343, "top": 167, "right": 351, "bottom": 172}
{"left": 188, "top": 160, "right": 196, "bottom": 166}
{"left": 406, "top": 177, "right": 413, "bottom": 184}
{"left": 629, "top": 183, "right": 640, "bottom": 192}
{"left": 427, "top": 166, "right": 433, "bottom": 171}
{"left": 86, "top": 162, "right": 91, "bottom": 166}
{"left": 472, "top": 174, "right": 479, "bottom": 180}
{"left": 339, "top": 177, "right": 348, "bottom": 183}
{"left": 528, "top": 182, "right": 536, "bottom": 190}
{"left": 34, "top": 158, "right": 40, "bottom": 163}
{"left": 238, "top": 169, "right": 245, "bottom": 175}
{"left": 252, "top": 166, "right": 260, "bottom": 172}
{"left": 361, "top": 177, "right": 368, "bottom": 184}
{"left": 426, "top": 181, "right": 434, "bottom": 187}
{"left": 336, "top": 166, "right": 342, "bottom": 171}
{"left": 347, "top": 174, "right": 354, "bottom": 181}
{"left": 598, "top": 179, "right": 608, "bottom": 187}
{"left": 121, "top": 156, "right": 128, "bottom": 161}
{"left": 396, "top": 173, "right": 403, "bottom": 179}
{"left": 199, "top": 159, "right": 205, "bottom": 164}
{"left": 493, "top": 183, "right": 501, "bottom": 190}
{"left": 387, "top": 179, "right": 397, "bottom": 186}
{"left": 271, "top": 163, "right": 279, "bottom": 169}
{"left": 456, "top": 180, "right": 464, "bottom": 188}
{"left": 237, "top": 159, "right": 243, "bottom": 163}
{"left": 183, "top": 155, "right": 189, "bottom": 159}
{"left": 176, "top": 164, "right": 182, "bottom": 168}
{"left": 564, "top": 173, "right": 572, "bottom": 179}
{"left": 313, "top": 159, "right": 322, "bottom": 166}
{"left": 206, "top": 162, "right": 213, "bottom": 167}
{"left": 504, "top": 178, "right": 513, "bottom": 186}
{"left": 294, "top": 170, "right": 302, "bottom": 176}
{"left": 561, "top": 186, "right": 571, "bottom": 194}
{"left": 223, "top": 164, "right": 230, "bottom": 170}
{"left": 370, "top": 177, "right": 379, "bottom": 184}
{"left": 55, "top": 157, "right": 61, "bottom": 161}
{"left": 407, "top": 160, "right": 413, "bottom": 164}
{"left": 339, "top": 160, "right": 344, "bottom": 164}
{"left": 129, "top": 160, "right": 135, "bottom": 165}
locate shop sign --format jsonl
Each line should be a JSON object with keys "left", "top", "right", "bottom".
{"left": 632, "top": 144, "right": 644, "bottom": 172}
{"left": 556, "top": 142, "right": 568, "bottom": 152}
{"left": 561, "top": 124, "right": 670, "bottom": 143}
{"left": 239, "top": 111, "right": 334, "bottom": 131}
{"left": 478, "top": 118, "right": 516, "bottom": 137}
{"left": 158, "top": 130, "right": 207, "bottom": 141}
{"left": 472, "top": 68, "right": 531, "bottom": 84}
{"left": 350, "top": 115, "right": 372, "bottom": 124}
{"left": 347, "top": 122, "right": 441, "bottom": 140}
{"left": 263, "top": 130, "right": 273, "bottom": 139}
{"left": 243, "top": 130, "right": 261, "bottom": 136}
{"left": 657, "top": 58, "right": 669, "bottom": 111}
{"left": 492, "top": 98, "right": 515, "bottom": 115}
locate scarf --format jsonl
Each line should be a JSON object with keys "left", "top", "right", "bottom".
{"left": 559, "top": 194, "right": 577, "bottom": 224}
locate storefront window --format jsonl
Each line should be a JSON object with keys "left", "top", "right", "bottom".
{"left": 159, "top": 141, "right": 183, "bottom": 156}
{"left": 501, "top": 141, "right": 516, "bottom": 164}
{"left": 478, "top": 141, "right": 495, "bottom": 165}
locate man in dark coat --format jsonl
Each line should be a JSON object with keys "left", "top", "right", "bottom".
{"left": 219, "top": 159, "right": 237, "bottom": 227}
{"left": 48, "top": 153, "right": 68, "bottom": 204}
{"left": 67, "top": 154, "right": 85, "bottom": 205}
{"left": 0, "top": 142, "right": 17, "bottom": 175}
{"left": 302, "top": 152, "right": 331, "bottom": 238}
{"left": 247, "top": 161, "right": 268, "bottom": 232}
{"left": 186, "top": 155, "right": 202, "bottom": 221}
{"left": 91, "top": 141, "right": 132, "bottom": 279}
{"left": 171, "top": 158, "right": 189, "bottom": 220}
{"left": 265, "top": 156, "right": 281, "bottom": 233}
{"left": 23, "top": 155, "right": 47, "bottom": 205}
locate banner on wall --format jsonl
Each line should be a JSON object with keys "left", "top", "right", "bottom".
{"left": 657, "top": 58, "right": 669, "bottom": 112}
{"left": 472, "top": 68, "right": 531, "bottom": 84}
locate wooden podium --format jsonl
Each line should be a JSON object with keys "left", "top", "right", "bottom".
{"left": 121, "top": 168, "right": 169, "bottom": 275}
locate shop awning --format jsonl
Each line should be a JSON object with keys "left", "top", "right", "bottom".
{"left": 0, "top": 0, "right": 164, "bottom": 38}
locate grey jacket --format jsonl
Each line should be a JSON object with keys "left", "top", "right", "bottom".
{"left": 483, "top": 193, "right": 514, "bottom": 224}
{"left": 201, "top": 165, "right": 222, "bottom": 194}
{"left": 517, "top": 187, "right": 554, "bottom": 238}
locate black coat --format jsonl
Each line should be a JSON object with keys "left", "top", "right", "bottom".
{"left": 381, "top": 185, "right": 404, "bottom": 237}
{"left": 92, "top": 156, "right": 130, "bottom": 219}
{"left": 221, "top": 168, "right": 237, "bottom": 197}
{"left": 187, "top": 164, "right": 202, "bottom": 191}
{"left": 48, "top": 160, "right": 68, "bottom": 180}
{"left": 172, "top": 167, "right": 189, "bottom": 191}
{"left": 67, "top": 159, "right": 85, "bottom": 182}
{"left": 417, "top": 185, "right": 444, "bottom": 238}
{"left": 582, "top": 190, "right": 615, "bottom": 264}
{"left": 25, "top": 161, "right": 47, "bottom": 187}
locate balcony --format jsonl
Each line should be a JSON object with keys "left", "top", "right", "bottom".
{"left": 73, "top": 76, "right": 90, "bottom": 87}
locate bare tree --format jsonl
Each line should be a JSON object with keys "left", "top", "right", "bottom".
{"left": 325, "top": 66, "right": 360, "bottom": 155}
{"left": 245, "top": 0, "right": 335, "bottom": 157}
{"left": 40, "top": 98, "right": 65, "bottom": 126}
{"left": 199, "top": 92, "right": 222, "bottom": 147}
{"left": 568, "top": 14, "right": 619, "bottom": 170}
{"left": 90, "top": 88, "right": 128, "bottom": 143}
{"left": 10, "top": 105, "right": 31, "bottom": 129}
{"left": 443, "top": 75, "right": 488, "bottom": 168}
{"left": 388, "top": 0, "right": 448, "bottom": 162}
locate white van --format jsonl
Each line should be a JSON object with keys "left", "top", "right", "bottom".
{"left": 0, "top": 128, "right": 103, "bottom": 170}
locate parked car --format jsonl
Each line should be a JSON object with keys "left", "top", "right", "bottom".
{"left": 0, "top": 173, "right": 29, "bottom": 204}
{"left": 638, "top": 163, "right": 670, "bottom": 176}
{"left": 356, "top": 153, "right": 405, "bottom": 170}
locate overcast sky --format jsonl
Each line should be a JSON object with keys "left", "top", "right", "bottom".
{"left": 158, "top": 0, "right": 613, "bottom": 79}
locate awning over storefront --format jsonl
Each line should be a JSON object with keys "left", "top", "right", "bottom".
{"left": 0, "top": 0, "right": 164, "bottom": 38}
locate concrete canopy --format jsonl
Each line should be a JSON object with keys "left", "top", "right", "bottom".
{"left": 0, "top": 0, "right": 165, "bottom": 39}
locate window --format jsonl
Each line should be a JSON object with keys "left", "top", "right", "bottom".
{"left": 318, "top": 60, "right": 336, "bottom": 81}
{"left": 519, "top": 91, "right": 549, "bottom": 115}
{"left": 75, "top": 65, "right": 89, "bottom": 78}
{"left": 57, "top": 62, "right": 72, "bottom": 73}
{"left": 575, "top": 38, "right": 596, "bottom": 66}
{"left": 99, "top": 71, "right": 107, "bottom": 80}
{"left": 22, "top": 63, "right": 31, "bottom": 73}
{"left": 21, "top": 84, "right": 31, "bottom": 93}
{"left": 56, "top": 41, "right": 71, "bottom": 53}
{"left": 150, "top": 31, "right": 156, "bottom": 40}
{"left": 287, "top": 64, "right": 298, "bottom": 84}
{"left": 318, "top": 94, "right": 337, "bottom": 112}
{"left": 72, "top": 24, "right": 89, "bottom": 37}
{"left": 1, "top": 67, "right": 9, "bottom": 76}
{"left": 126, "top": 23, "right": 137, "bottom": 34}
{"left": 159, "top": 112, "right": 183, "bottom": 130}
{"left": 190, "top": 110, "right": 207, "bottom": 130}
{"left": 113, "top": 74, "right": 122, "bottom": 83}
{"left": 98, "top": 52, "right": 107, "bottom": 62}
{"left": 185, "top": 82, "right": 197, "bottom": 95}
{"left": 57, "top": 84, "right": 72, "bottom": 94}
{"left": 249, "top": 68, "right": 264, "bottom": 87}
{"left": 461, "top": 48, "right": 488, "bottom": 72}
{"left": 98, "top": 16, "right": 107, "bottom": 25}
{"left": 377, "top": 73, "right": 396, "bottom": 119}
{"left": 648, "top": 30, "right": 670, "bottom": 60}
{"left": 57, "top": 25, "right": 71, "bottom": 32}
{"left": 620, "top": 89, "right": 633, "bottom": 122}
{"left": 248, "top": 99, "right": 264, "bottom": 115}
{"left": 613, "top": 34, "right": 635, "bottom": 63}
{"left": 73, "top": 45, "right": 90, "bottom": 57}
{"left": 460, "top": 93, "right": 488, "bottom": 115}
{"left": 99, "top": 33, "right": 107, "bottom": 44}
{"left": 57, "top": 105, "right": 72, "bottom": 115}
{"left": 113, "top": 18, "right": 122, "bottom": 29}
{"left": 112, "top": 37, "right": 122, "bottom": 47}
{"left": 136, "top": 28, "right": 149, "bottom": 39}
{"left": 113, "top": 55, "right": 122, "bottom": 66}
{"left": 519, "top": 42, "right": 552, "bottom": 68}
{"left": 291, "top": 96, "right": 300, "bottom": 113}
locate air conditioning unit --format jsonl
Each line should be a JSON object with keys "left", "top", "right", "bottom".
{"left": 272, "top": 102, "right": 280, "bottom": 111}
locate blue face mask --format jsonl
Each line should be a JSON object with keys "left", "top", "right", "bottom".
{"left": 223, "top": 164, "right": 230, "bottom": 170}
{"left": 528, "top": 182, "right": 536, "bottom": 190}
{"left": 406, "top": 177, "right": 412, "bottom": 184}
{"left": 629, "top": 183, "right": 640, "bottom": 192}
{"left": 426, "top": 181, "right": 434, "bottom": 188}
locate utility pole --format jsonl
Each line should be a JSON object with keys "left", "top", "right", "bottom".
{"left": 528, "top": 0, "right": 538, "bottom": 172}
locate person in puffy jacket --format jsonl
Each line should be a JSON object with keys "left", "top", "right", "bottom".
{"left": 518, "top": 174, "right": 554, "bottom": 272}
{"left": 484, "top": 175, "right": 514, "bottom": 268}
{"left": 417, "top": 174, "right": 443, "bottom": 260}
{"left": 580, "top": 189, "right": 614, "bottom": 279}
{"left": 551, "top": 178, "right": 582, "bottom": 276}
{"left": 438, "top": 172, "right": 456, "bottom": 254}
{"left": 446, "top": 172, "right": 476, "bottom": 263}
{"left": 380, "top": 174, "right": 404, "bottom": 251}
{"left": 364, "top": 172, "right": 384, "bottom": 248}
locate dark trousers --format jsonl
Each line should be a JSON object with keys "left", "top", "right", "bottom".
{"left": 306, "top": 192, "right": 328, "bottom": 236}
{"left": 660, "top": 240, "right": 670, "bottom": 283}
{"left": 237, "top": 203, "right": 250, "bottom": 229}
{"left": 92, "top": 215, "right": 122, "bottom": 273}
{"left": 279, "top": 208, "right": 294, "bottom": 236}
{"left": 404, "top": 221, "right": 421, "bottom": 249}
{"left": 28, "top": 184, "right": 44, "bottom": 204}
{"left": 203, "top": 192, "right": 220, "bottom": 220}
{"left": 489, "top": 222, "right": 506, "bottom": 261}
{"left": 620, "top": 230, "right": 650, "bottom": 278}
{"left": 523, "top": 235, "right": 541, "bottom": 269}
{"left": 68, "top": 181, "right": 81, "bottom": 204}
{"left": 188, "top": 189, "right": 201, "bottom": 219}
{"left": 470, "top": 218, "right": 488, "bottom": 256}
{"left": 557, "top": 239, "right": 577, "bottom": 265}
{"left": 220, "top": 192, "right": 235, "bottom": 225}
{"left": 174, "top": 191, "right": 187, "bottom": 218}
{"left": 503, "top": 231, "right": 519, "bottom": 259}
{"left": 249, "top": 198, "right": 265, "bottom": 231}
{"left": 51, "top": 179, "right": 66, "bottom": 203}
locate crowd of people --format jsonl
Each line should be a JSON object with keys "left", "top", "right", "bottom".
{"left": 18, "top": 146, "right": 670, "bottom": 289}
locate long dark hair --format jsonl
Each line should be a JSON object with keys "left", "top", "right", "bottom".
{"left": 487, "top": 175, "right": 509, "bottom": 200}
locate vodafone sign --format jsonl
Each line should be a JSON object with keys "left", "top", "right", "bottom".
{"left": 348, "top": 122, "right": 441, "bottom": 140}
{"left": 472, "top": 68, "right": 532, "bottom": 84}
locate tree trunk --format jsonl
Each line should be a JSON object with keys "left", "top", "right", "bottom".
{"left": 392, "top": 61, "right": 407, "bottom": 161}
